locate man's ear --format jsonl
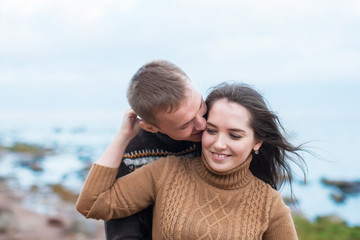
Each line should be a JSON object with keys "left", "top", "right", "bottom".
{"left": 139, "top": 121, "right": 160, "bottom": 133}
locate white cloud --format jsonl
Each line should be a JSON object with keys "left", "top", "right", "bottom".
{"left": 0, "top": 0, "right": 360, "bottom": 111}
{"left": 0, "top": 0, "right": 137, "bottom": 52}
{"left": 0, "top": 0, "right": 49, "bottom": 15}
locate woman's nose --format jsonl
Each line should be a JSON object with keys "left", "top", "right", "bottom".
{"left": 214, "top": 135, "right": 227, "bottom": 150}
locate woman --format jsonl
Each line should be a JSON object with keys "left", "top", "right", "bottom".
{"left": 76, "top": 83, "right": 306, "bottom": 239}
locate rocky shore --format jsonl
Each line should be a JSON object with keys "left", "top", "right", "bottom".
{"left": 1, "top": 177, "right": 360, "bottom": 240}
{"left": 0, "top": 142, "right": 106, "bottom": 239}
{"left": 1, "top": 141, "right": 360, "bottom": 239}
{"left": 0, "top": 179, "right": 105, "bottom": 240}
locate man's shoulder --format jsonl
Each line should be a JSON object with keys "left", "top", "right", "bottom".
{"left": 127, "top": 129, "right": 195, "bottom": 150}
{"left": 122, "top": 129, "right": 201, "bottom": 168}
{"left": 127, "top": 129, "right": 163, "bottom": 146}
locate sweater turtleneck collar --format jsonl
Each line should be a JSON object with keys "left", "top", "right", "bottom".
{"left": 194, "top": 153, "right": 254, "bottom": 190}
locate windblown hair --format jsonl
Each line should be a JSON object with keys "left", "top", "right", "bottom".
{"left": 127, "top": 60, "right": 189, "bottom": 126}
{"left": 205, "top": 82, "right": 307, "bottom": 192}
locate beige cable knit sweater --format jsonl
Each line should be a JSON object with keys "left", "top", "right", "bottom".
{"left": 76, "top": 155, "right": 298, "bottom": 240}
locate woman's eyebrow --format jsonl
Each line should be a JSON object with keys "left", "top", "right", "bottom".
{"left": 206, "top": 122, "right": 217, "bottom": 128}
{"left": 229, "top": 128, "right": 246, "bottom": 133}
{"left": 207, "top": 122, "right": 246, "bottom": 133}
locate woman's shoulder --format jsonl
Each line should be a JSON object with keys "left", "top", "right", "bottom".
{"left": 162, "top": 155, "right": 200, "bottom": 170}
{"left": 253, "top": 177, "right": 283, "bottom": 199}
{"left": 145, "top": 155, "right": 199, "bottom": 172}
{"left": 145, "top": 156, "right": 200, "bottom": 188}
{"left": 251, "top": 177, "right": 289, "bottom": 214}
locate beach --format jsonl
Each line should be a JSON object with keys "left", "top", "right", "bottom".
{"left": 0, "top": 178, "right": 105, "bottom": 240}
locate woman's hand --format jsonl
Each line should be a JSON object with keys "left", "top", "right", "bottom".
{"left": 118, "top": 109, "right": 141, "bottom": 142}
{"left": 96, "top": 109, "right": 141, "bottom": 168}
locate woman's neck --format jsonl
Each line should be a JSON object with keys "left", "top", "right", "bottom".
{"left": 194, "top": 153, "right": 254, "bottom": 190}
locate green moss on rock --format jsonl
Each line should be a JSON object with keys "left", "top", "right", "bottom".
{"left": 294, "top": 215, "right": 360, "bottom": 240}
{"left": 50, "top": 184, "right": 79, "bottom": 203}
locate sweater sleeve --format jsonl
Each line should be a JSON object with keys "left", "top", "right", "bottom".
{"left": 76, "top": 157, "right": 168, "bottom": 221}
{"left": 263, "top": 191, "right": 298, "bottom": 240}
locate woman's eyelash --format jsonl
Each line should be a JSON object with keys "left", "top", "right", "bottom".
{"left": 206, "top": 128, "right": 216, "bottom": 133}
{"left": 230, "top": 134, "right": 241, "bottom": 139}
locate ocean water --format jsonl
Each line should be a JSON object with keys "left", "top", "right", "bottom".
{"left": 0, "top": 82, "right": 359, "bottom": 225}
{"left": 263, "top": 82, "right": 360, "bottom": 225}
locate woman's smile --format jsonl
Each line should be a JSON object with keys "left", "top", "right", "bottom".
{"left": 211, "top": 152, "right": 231, "bottom": 161}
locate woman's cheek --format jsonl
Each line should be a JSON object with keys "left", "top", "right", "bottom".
{"left": 201, "top": 132, "right": 212, "bottom": 149}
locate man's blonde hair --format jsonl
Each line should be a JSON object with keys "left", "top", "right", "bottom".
{"left": 127, "top": 60, "right": 189, "bottom": 126}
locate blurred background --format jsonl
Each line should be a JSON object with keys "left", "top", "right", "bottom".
{"left": 1, "top": 0, "right": 360, "bottom": 239}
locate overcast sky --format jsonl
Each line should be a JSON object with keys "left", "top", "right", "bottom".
{"left": 1, "top": 0, "right": 360, "bottom": 121}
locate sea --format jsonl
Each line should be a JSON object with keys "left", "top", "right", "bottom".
{"left": 0, "top": 82, "right": 359, "bottom": 226}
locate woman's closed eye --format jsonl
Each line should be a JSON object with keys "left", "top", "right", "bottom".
{"left": 230, "top": 134, "right": 242, "bottom": 139}
{"left": 206, "top": 128, "right": 217, "bottom": 134}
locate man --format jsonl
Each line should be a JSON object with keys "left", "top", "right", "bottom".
{"left": 105, "top": 60, "right": 207, "bottom": 239}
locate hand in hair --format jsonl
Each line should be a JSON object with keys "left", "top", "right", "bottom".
{"left": 119, "top": 109, "right": 142, "bottom": 141}
{"left": 96, "top": 109, "right": 141, "bottom": 168}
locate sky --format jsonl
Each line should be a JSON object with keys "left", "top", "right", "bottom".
{"left": 1, "top": 0, "right": 360, "bottom": 121}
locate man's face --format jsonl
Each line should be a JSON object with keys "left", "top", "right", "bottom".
{"left": 154, "top": 82, "right": 207, "bottom": 142}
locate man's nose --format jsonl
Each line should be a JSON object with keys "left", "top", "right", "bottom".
{"left": 194, "top": 114, "right": 206, "bottom": 131}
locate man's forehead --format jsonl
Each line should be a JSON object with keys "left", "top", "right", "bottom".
{"left": 157, "top": 92, "right": 203, "bottom": 127}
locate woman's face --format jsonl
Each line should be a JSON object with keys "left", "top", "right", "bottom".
{"left": 202, "top": 98, "right": 262, "bottom": 172}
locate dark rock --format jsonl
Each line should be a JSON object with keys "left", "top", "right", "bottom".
{"left": 330, "top": 192, "right": 346, "bottom": 203}
{"left": 47, "top": 216, "right": 66, "bottom": 228}
{"left": 321, "top": 178, "right": 360, "bottom": 194}
{"left": 19, "top": 156, "right": 44, "bottom": 172}
{"left": 321, "top": 178, "right": 360, "bottom": 203}
{"left": 29, "top": 161, "right": 43, "bottom": 172}
{"left": 0, "top": 207, "right": 16, "bottom": 233}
